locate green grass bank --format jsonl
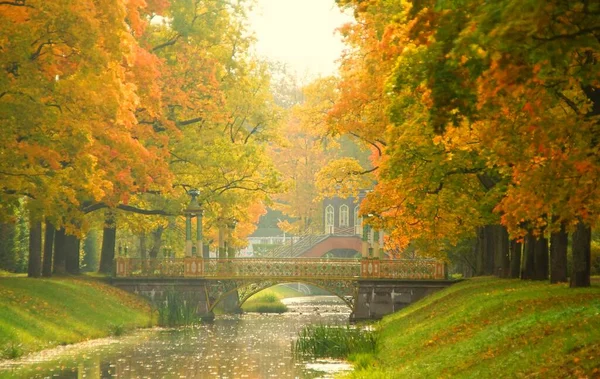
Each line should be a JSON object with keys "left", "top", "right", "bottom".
{"left": 0, "top": 276, "right": 151, "bottom": 359}
{"left": 346, "top": 277, "right": 600, "bottom": 378}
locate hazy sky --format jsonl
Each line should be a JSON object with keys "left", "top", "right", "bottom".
{"left": 248, "top": 0, "right": 353, "bottom": 79}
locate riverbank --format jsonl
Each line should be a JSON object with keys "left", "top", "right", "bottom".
{"left": 347, "top": 277, "right": 600, "bottom": 378}
{"left": 241, "top": 284, "right": 306, "bottom": 313}
{"left": 0, "top": 275, "right": 151, "bottom": 360}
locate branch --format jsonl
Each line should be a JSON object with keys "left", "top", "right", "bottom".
{"left": 30, "top": 40, "right": 53, "bottom": 61}
{"left": 348, "top": 166, "right": 378, "bottom": 176}
{"left": 176, "top": 116, "right": 204, "bottom": 127}
{"left": 243, "top": 122, "right": 262, "bottom": 144}
{"left": 349, "top": 131, "right": 384, "bottom": 156}
{"left": 3, "top": 189, "right": 35, "bottom": 199}
{"left": 427, "top": 167, "right": 484, "bottom": 194}
{"left": 152, "top": 34, "right": 181, "bottom": 52}
{"left": 532, "top": 26, "right": 600, "bottom": 42}
{"left": 554, "top": 91, "right": 581, "bottom": 114}
{"left": 83, "top": 202, "right": 176, "bottom": 216}
{"left": 0, "top": 1, "right": 32, "bottom": 7}
{"left": 477, "top": 173, "right": 499, "bottom": 191}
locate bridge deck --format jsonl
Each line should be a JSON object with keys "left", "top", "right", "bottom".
{"left": 115, "top": 258, "right": 446, "bottom": 280}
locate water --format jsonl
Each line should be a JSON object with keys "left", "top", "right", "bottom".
{"left": 0, "top": 296, "right": 353, "bottom": 378}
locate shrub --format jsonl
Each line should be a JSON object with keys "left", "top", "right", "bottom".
{"left": 2, "top": 342, "right": 23, "bottom": 359}
{"left": 242, "top": 290, "right": 288, "bottom": 313}
{"left": 156, "top": 291, "right": 199, "bottom": 327}
{"left": 293, "top": 325, "right": 377, "bottom": 359}
{"left": 243, "top": 301, "right": 288, "bottom": 313}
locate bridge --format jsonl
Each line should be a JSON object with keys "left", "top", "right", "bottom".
{"left": 112, "top": 257, "right": 453, "bottom": 320}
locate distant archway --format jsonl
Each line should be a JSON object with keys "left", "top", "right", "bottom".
{"left": 206, "top": 279, "right": 356, "bottom": 313}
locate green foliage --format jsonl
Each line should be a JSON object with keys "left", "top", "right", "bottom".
{"left": 242, "top": 301, "right": 287, "bottom": 314}
{"left": 13, "top": 211, "right": 29, "bottom": 273}
{"left": 293, "top": 325, "right": 377, "bottom": 359}
{"left": 591, "top": 232, "right": 600, "bottom": 275}
{"left": 156, "top": 291, "right": 199, "bottom": 327}
{"left": 109, "top": 323, "right": 126, "bottom": 337}
{"left": 348, "top": 277, "right": 600, "bottom": 378}
{"left": 82, "top": 229, "right": 100, "bottom": 272}
{"left": 1, "top": 342, "right": 23, "bottom": 360}
{"left": 0, "top": 223, "right": 16, "bottom": 272}
{"left": 242, "top": 289, "right": 288, "bottom": 314}
{"left": 252, "top": 243, "right": 280, "bottom": 257}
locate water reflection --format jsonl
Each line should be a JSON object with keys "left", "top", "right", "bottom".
{"left": 1, "top": 296, "right": 352, "bottom": 378}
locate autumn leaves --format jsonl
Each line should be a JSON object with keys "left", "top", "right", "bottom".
{"left": 1, "top": 0, "right": 282, "bottom": 273}
{"left": 322, "top": 0, "right": 599, "bottom": 285}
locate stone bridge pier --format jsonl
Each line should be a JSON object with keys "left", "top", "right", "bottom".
{"left": 352, "top": 280, "right": 454, "bottom": 321}
{"left": 111, "top": 278, "right": 216, "bottom": 321}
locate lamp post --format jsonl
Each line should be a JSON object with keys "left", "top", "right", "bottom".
{"left": 362, "top": 214, "right": 372, "bottom": 258}
{"left": 185, "top": 189, "right": 203, "bottom": 257}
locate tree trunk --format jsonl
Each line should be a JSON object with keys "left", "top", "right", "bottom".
{"left": 533, "top": 235, "right": 549, "bottom": 281}
{"left": 475, "top": 226, "right": 484, "bottom": 276}
{"left": 140, "top": 232, "right": 147, "bottom": 260}
{"left": 65, "top": 233, "right": 80, "bottom": 275}
{"left": 482, "top": 225, "right": 495, "bottom": 275}
{"left": 521, "top": 230, "right": 535, "bottom": 280}
{"left": 99, "top": 213, "right": 116, "bottom": 274}
{"left": 494, "top": 225, "right": 510, "bottom": 278}
{"left": 149, "top": 226, "right": 164, "bottom": 259}
{"left": 509, "top": 240, "right": 522, "bottom": 279}
{"left": 0, "top": 222, "right": 17, "bottom": 272}
{"left": 42, "top": 221, "right": 55, "bottom": 277}
{"left": 53, "top": 228, "right": 66, "bottom": 274}
{"left": 570, "top": 221, "right": 591, "bottom": 288}
{"left": 550, "top": 222, "right": 568, "bottom": 284}
{"left": 27, "top": 220, "right": 42, "bottom": 278}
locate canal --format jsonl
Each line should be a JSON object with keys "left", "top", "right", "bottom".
{"left": 0, "top": 296, "right": 353, "bottom": 378}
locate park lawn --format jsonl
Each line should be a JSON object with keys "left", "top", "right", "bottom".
{"left": 0, "top": 275, "right": 151, "bottom": 359}
{"left": 348, "top": 277, "right": 600, "bottom": 379}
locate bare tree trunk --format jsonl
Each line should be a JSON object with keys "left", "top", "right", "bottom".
{"left": 533, "top": 234, "right": 549, "bottom": 281}
{"left": 53, "top": 228, "right": 66, "bottom": 274}
{"left": 27, "top": 220, "right": 42, "bottom": 278}
{"left": 509, "top": 240, "right": 522, "bottom": 279}
{"left": 99, "top": 212, "right": 116, "bottom": 274}
{"left": 570, "top": 221, "right": 591, "bottom": 288}
{"left": 521, "top": 230, "right": 535, "bottom": 280}
{"left": 550, "top": 221, "right": 568, "bottom": 284}
{"left": 139, "top": 232, "right": 147, "bottom": 260}
{"left": 65, "top": 233, "right": 80, "bottom": 275}
{"left": 483, "top": 225, "right": 495, "bottom": 275}
{"left": 149, "top": 226, "right": 164, "bottom": 259}
{"left": 495, "top": 225, "right": 510, "bottom": 278}
{"left": 42, "top": 221, "right": 55, "bottom": 277}
{"left": 475, "top": 226, "right": 484, "bottom": 276}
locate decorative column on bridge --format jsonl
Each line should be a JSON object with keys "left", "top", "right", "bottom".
{"left": 373, "top": 229, "right": 380, "bottom": 259}
{"left": 185, "top": 189, "right": 203, "bottom": 257}
{"left": 361, "top": 222, "right": 370, "bottom": 258}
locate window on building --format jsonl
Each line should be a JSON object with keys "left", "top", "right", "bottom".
{"left": 354, "top": 206, "right": 361, "bottom": 234}
{"left": 325, "top": 205, "right": 334, "bottom": 232}
{"left": 340, "top": 204, "right": 349, "bottom": 227}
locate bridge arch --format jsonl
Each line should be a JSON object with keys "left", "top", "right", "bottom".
{"left": 207, "top": 279, "right": 357, "bottom": 313}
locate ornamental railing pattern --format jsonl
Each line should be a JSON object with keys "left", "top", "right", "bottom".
{"left": 115, "top": 258, "right": 445, "bottom": 280}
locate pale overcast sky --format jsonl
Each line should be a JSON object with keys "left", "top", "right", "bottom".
{"left": 248, "top": 0, "right": 352, "bottom": 79}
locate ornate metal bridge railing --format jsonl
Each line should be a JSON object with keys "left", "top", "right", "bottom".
{"left": 115, "top": 258, "right": 445, "bottom": 280}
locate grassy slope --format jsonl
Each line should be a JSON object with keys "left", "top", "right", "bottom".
{"left": 349, "top": 277, "right": 600, "bottom": 378}
{"left": 0, "top": 276, "right": 151, "bottom": 358}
